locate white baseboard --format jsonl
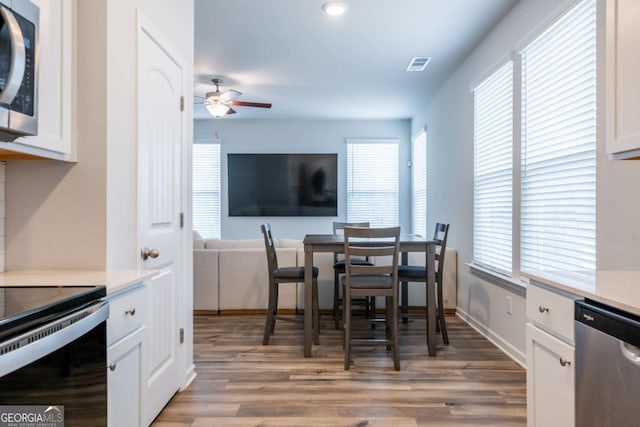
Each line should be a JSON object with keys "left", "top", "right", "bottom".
{"left": 456, "top": 307, "right": 526, "bottom": 368}
{"left": 181, "top": 364, "right": 197, "bottom": 391}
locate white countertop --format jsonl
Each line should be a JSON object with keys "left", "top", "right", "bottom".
{"left": 0, "top": 270, "right": 155, "bottom": 294}
{"left": 523, "top": 270, "right": 640, "bottom": 317}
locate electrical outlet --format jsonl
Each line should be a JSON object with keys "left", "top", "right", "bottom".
{"left": 506, "top": 295, "right": 513, "bottom": 315}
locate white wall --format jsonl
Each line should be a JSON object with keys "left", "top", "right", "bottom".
{"left": 194, "top": 118, "right": 412, "bottom": 240}
{"left": 410, "top": 0, "right": 640, "bottom": 364}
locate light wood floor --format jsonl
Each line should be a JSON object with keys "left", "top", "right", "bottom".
{"left": 152, "top": 314, "right": 526, "bottom": 427}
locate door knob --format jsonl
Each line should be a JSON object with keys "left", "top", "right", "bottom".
{"left": 141, "top": 247, "right": 160, "bottom": 260}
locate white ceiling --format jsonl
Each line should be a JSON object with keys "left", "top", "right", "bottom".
{"left": 194, "top": 0, "right": 519, "bottom": 120}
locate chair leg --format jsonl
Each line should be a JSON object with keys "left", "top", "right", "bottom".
{"left": 401, "top": 281, "right": 409, "bottom": 324}
{"left": 344, "top": 288, "right": 351, "bottom": 370}
{"left": 333, "top": 270, "right": 340, "bottom": 330}
{"left": 437, "top": 281, "right": 449, "bottom": 345}
{"left": 391, "top": 294, "right": 400, "bottom": 371}
{"left": 313, "top": 278, "right": 320, "bottom": 345}
{"left": 263, "top": 281, "right": 277, "bottom": 345}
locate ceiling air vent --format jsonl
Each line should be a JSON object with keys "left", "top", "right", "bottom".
{"left": 406, "top": 57, "right": 431, "bottom": 72}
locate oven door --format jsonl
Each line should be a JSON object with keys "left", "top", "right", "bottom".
{"left": 0, "top": 301, "right": 109, "bottom": 427}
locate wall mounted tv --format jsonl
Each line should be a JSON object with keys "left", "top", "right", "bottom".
{"left": 228, "top": 153, "right": 338, "bottom": 216}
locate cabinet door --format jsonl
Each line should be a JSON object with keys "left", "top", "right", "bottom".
{"left": 526, "top": 324, "right": 575, "bottom": 427}
{"left": 606, "top": 0, "right": 640, "bottom": 159}
{"left": 108, "top": 327, "right": 145, "bottom": 427}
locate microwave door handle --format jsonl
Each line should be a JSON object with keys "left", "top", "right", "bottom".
{"left": 0, "top": 6, "right": 26, "bottom": 105}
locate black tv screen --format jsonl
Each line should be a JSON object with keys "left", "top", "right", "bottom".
{"left": 228, "top": 153, "right": 338, "bottom": 216}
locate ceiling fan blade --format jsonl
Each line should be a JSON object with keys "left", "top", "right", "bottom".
{"left": 219, "top": 89, "right": 242, "bottom": 102}
{"left": 231, "top": 100, "right": 272, "bottom": 109}
{"left": 226, "top": 107, "right": 237, "bottom": 115}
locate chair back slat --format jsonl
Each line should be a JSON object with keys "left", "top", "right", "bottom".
{"left": 344, "top": 226, "right": 400, "bottom": 280}
{"left": 260, "top": 223, "right": 278, "bottom": 276}
{"left": 332, "top": 221, "right": 370, "bottom": 263}
{"left": 432, "top": 223, "right": 449, "bottom": 280}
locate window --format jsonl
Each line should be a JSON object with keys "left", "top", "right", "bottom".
{"left": 411, "top": 129, "right": 427, "bottom": 237}
{"left": 473, "top": 61, "right": 514, "bottom": 275}
{"left": 470, "top": 0, "right": 596, "bottom": 282}
{"left": 346, "top": 139, "right": 399, "bottom": 227}
{"left": 192, "top": 143, "right": 221, "bottom": 239}
{"left": 520, "top": 0, "right": 596, "bottom": 277}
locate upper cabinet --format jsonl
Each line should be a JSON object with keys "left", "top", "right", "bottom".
{"left": 0, "top": 0, "right": 75, "bottom": 161}
{"left": 606, "top": 0, "right": 640, "bottom": 160}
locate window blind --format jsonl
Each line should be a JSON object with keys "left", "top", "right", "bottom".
{"left": 346, "top": 140, "right": 399, "bottom": 227}
{"left": 412, "top": 130, "right": 427, "bottom": 237}
{"left": 193, "top": 143, "right": 221, "bottom": 239}
{"left": 473, "top": 61, "right": 514, "bottom": 275}
{"left": 520, "top": 0, "right": 596, "bottom": 277}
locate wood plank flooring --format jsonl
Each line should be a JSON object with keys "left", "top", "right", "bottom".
{"left": 152, "top": 314, "right": 526, "bottom": 427}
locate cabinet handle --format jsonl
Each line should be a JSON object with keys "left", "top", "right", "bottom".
{"left": 125, "top": 308, "right": 136, "bottom": 316}
{"left": 538, "top": 305, "right": 549, "bottom": 313}
{"left": 108, "top": 363, "right": 116, "bottom": 371}
{"left": 559, "top": 358, "right": 571, "bottom": 367}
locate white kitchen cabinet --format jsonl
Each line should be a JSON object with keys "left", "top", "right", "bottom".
{"left": 0, "top": 0, "right": 75, "bottom": 161}
{"left": 107, "top": 283, "right": 147, "bottom": 427}
{"left": 108, "top": 326, "right": 145, "bottom": 427}
{"left": 606, "top": 0, "right": 640, "bottom": 160}
{"left": 527, "top": 324, "right": 575, "bottom": 427}
{"left": 526, "top": 281, "right": 580, "bottom": 427}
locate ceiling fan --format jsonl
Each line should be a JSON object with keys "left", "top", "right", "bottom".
{"left": 197, "top": 78, "right": 272, "bottom": 117}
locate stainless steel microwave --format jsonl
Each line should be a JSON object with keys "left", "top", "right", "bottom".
{"left": 0, "top": 0, "right": 38, "bottom": 141}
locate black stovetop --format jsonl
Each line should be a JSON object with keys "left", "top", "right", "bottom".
{"left": 0, "top": 286, "right": 106, "bottom": 340}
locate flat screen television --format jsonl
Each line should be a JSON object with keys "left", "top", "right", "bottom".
{"left": 228, "top": 153, "right": 338, "bottom": 216}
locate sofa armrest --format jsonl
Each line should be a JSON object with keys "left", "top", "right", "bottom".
{"left": 193, "top": 248, "right": 219, "bottom": 311}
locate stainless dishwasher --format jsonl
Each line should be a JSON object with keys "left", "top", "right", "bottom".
{"left": 575, "top": 300, "right": 640, "bottom": 426}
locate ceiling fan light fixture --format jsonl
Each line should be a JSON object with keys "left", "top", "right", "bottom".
{"left": 322, "top": 2, "right": 348, "bottom": 16}
{"left": 206, "top": 101, "right": 230, "bottom": 118}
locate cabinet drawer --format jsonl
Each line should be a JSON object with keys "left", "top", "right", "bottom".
{"left": 108, "top": 284, "right": 146, "bottom": 345}
{"left": 527, "top": 283, "right": 579, "bottom": 343}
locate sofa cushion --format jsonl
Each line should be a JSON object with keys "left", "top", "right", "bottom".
{"left": 205, "top": 239, "right": 264, "bottom": 250}
{"left": 278, "top": 238, "right": 303, "bottom": 249}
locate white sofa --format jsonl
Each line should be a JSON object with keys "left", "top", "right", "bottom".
{"left": 193, "top": 231, "right": 458, "bottom": 313}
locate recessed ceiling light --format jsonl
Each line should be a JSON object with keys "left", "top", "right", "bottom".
{"left": 322, "top": 2, "right": 348, "bottom": 16}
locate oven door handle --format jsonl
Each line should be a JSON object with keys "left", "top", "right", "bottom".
{"left": 0, "top": 301, "right": 109, "bottom": 377}
{"left": 0, "top": 6, "right": 26, "bottom": 105}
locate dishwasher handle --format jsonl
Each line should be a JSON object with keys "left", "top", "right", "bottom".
{"left": 576, "top": 300, "right": 640, "bottom": 349}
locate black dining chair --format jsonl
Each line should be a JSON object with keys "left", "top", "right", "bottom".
{"left": 342, "top": 226, "right": 401, "bottom": 371}
{"left": 398, "top": 223, "right": 450, "bottom": 344}
{"left": 331, "top": 221, "right": 375, "bottom": 329}
{"left": 260, "top": 223, "right": 320, "bottom": 346}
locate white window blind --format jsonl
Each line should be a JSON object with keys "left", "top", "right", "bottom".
{"left": 473, "top": 61, "right": 514, "bottom": 275}
{"left": 412, "top": 130, "right": 427, "bottom": 237}
{"left": 193, "top": 143, "right": 221, "bottom": 239}
{"left": 346, "top": 140, "right": 399, "bottom": 227}
{"left": 520, "top": 0, "right": 596, "bottom": 277}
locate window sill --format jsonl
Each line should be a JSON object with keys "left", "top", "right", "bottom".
{"left": 466, "top": 262, "right": 528, "bottom": 297}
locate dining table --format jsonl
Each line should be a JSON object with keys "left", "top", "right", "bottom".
{"left": 302, "top": 233, "right": 437, "bottom": 357}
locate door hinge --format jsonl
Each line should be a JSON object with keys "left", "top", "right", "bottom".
{"left": 180, "top": 96, "right": 184, "bottom": 112}
{"left": 179, "top": 212, "right": 184, "bottom": 228}
{"left": 179, "top": 328, "right": 184, "bottom": 344}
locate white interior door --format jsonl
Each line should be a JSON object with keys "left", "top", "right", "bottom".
{"left": 137, "top": 20, "right": 183, "bottom": 425}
